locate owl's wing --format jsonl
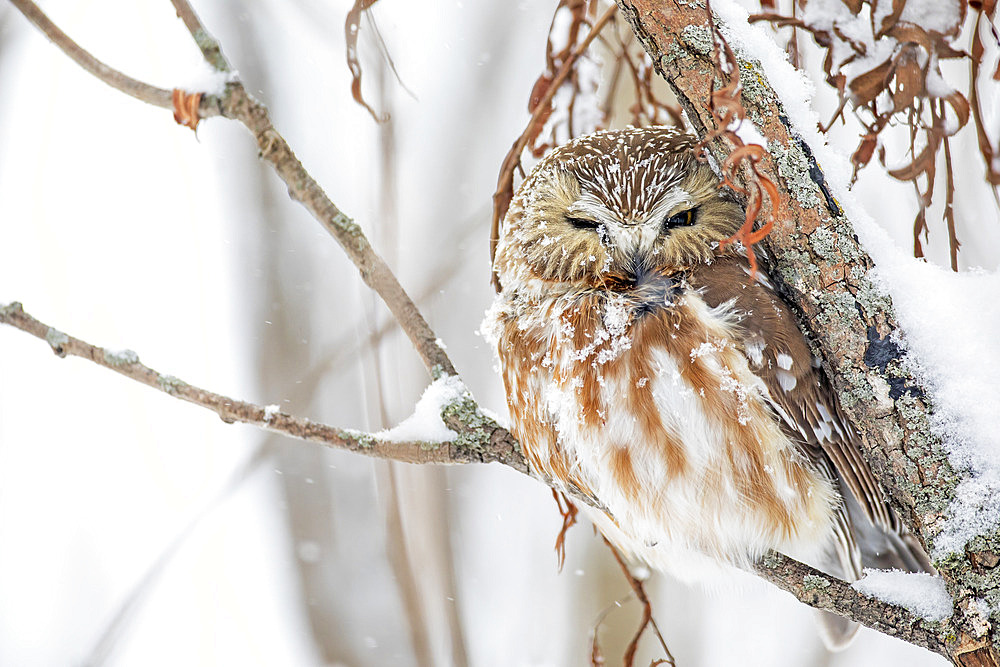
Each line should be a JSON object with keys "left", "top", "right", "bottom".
{"left": 687, "top": 254, "right": 898, "bottom": 537}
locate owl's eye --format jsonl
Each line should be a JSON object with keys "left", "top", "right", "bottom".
{"left": 664, "top": 207, "right": 697, "bottom": 230}
{"left": 566, "top": 216, "right": 601, "bottom": 230}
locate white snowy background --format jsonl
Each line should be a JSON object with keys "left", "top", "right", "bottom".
{"left": 0, "top": 0, "right": 997, "bottom": 665}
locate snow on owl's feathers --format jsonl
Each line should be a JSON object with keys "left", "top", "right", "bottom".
{"left": 485, "top": 127, "right": 929, "bottom": 649}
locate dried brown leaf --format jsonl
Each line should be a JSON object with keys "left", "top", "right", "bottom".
{"left": 748, "top": 12, "right": 811, "bottom": 30}
{"left": 892, "top": 50, "right": 925, "bottom": 112}
{"left": 876, "top": 0, "right": 906, "bottom": 39}
{"left": 889, "top": 140, "right": 937, "bottom": 181}
{"left": 848, "top": 58, "right": 892, "bottom": 105}
{"left": 886, "top": 22, "right": 935, "bottom": 52}
{"left": 852, "top": 133, "right": 878, "bottom": 170}
{"left": 970, "top": 7, "right": 1000, "bottom": 184}
{"left": 528, "top": 74, "right": 554, "bottom": 113}
{"left": 345, "top": 0, "right": 384, "bottom": 123}
{"left": 171, "top": 89, "right": 202, "bottom": 131}
{"left": 944, "top": 90, "right": 971, "bottom": 132}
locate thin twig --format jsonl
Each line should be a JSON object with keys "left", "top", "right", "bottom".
{"left": 168, "top": 0, "right": 231, "bottom": 72}
{"left": 7, "top": 0, "right": 212, "bottom": 114}
{"left": 174, "top": 2, "right": 456, "bottom": 378}
{"left": 941, "top": 100, "right": 961, "bottom": 272}
{"left": 603, "top": 537, "right": 675, "bottom": 667}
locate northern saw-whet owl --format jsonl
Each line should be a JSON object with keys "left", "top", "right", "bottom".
{"left": 484, "top": 127, "right": 929, "bottom": 649}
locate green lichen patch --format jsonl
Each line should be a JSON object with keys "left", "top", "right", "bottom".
{"left": 770, "top": 142, "right": 822, "bottom": 209}
{"left": 803, "top": 574, "right": 831, "bottom": 590}
{"left": 680, "top": 25, "right": 713, "bottom": 56}
{"left": 157, "top": 374, "right": 185, "bottom": 395}
{"left": 342, "top": 428, "right": 375, "bottom": 449}
{"left": 736, "top": 59, "right": 777, "bottom": 108}
{"left": 104, "top": 348, "right": 139, "bottom": 367}
{"left": 815, "top": 291, "right": 859, "bottom": 330}
{"left": 441, "top": 396, "right": 498, "bottom": 457}
{"left": 418, "top": 440, "right": 445, "bottom": 452}
{"left": 808, "top": 227, "right": 839, "bottom": 261}
{"left": 331, "top": 211, "right": 363, "bottom": 239}
{"left": 775, "top": 249, "right": 820, "bottom": 289}
{"left": 45, "top": 327, "right": 69, "bottom": 351}
{"left": 853, "top": 268, "right": 893, "bottom": 317}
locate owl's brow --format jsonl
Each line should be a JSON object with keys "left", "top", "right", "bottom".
{"left": 567, "top": 193, "right": 620, "bottom": 226}
{"left": 647, "top": 187, "right": 694, "bottom": 223}
{"left": 568, "top": 182, "right": 692, "bottom": 228}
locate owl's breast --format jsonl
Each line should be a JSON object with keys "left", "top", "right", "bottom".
{"left": 491, "top": 287, "right": 836, "bottom": 578}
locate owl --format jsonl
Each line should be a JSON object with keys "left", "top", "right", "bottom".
{"left": 485, "top": 127, "right": 929, "bottom": 649}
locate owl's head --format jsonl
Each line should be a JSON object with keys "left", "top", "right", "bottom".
{"left": 494, "top": 127, "right": 743, "bottom": 294}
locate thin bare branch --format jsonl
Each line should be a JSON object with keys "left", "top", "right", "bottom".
{"left": 0, "top": 302, "right": 457, "bottom": 465}
{"left": 603, "top": 537, "right": 675, "bottom": 667}
{"left": 168, "top": 0, "right": 231, "bottom": 72}
{"left": 220, "top": 81, "right": 458, "bottom": 377}
{"left": 7, "top": 0, "right": 216, "bottom": 114}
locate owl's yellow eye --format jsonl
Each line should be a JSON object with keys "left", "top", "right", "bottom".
{"left": 566, "top": 215, "right": 600, "bottom": 230}
{"left": 664, "top": 208, "right": 696, "bottom": 230}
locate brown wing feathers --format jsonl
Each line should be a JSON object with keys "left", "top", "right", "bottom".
{"left": 687, "top": 254, "right": 898, "bottom": 537}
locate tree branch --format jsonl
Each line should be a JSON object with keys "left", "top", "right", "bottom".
{"left": 0, "top": 301, "right": 495, "bottom": 466}
{"left": 7, "top": 0, "right": 220, "bottom": 117}
{"left": 168, "top": 0, "right": 231, "bottom": 73}
{"left": 755, "top": 552, "right": 948, "bottom": 657}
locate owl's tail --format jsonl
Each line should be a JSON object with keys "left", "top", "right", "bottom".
{"left": 814, "top": 481, "right": 935, "bottom": 651}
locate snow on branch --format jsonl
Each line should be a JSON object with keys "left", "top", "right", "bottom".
{"left": 853, "top": 569, "right": 954, "bottom": 623}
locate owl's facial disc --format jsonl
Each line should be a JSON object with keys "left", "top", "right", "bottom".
{"left": 561, "top": 185, "right": 704, "bottom": 289}
{"left": 494, "top": 128, "right": 745, "bottom": 293}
